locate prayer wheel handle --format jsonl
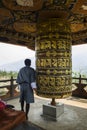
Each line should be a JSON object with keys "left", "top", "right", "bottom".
{"left": 51, "top": 98, "right": 56, "bottom": 106}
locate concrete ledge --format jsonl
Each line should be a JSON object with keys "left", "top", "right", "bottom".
{"left": 42, "top": 103, "right": 64, "bottom": 121}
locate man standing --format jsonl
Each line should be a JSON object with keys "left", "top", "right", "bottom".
{"left": 16, "top": 59, "right": 37, "bottom": 120}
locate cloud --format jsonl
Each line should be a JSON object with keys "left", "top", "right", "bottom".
{"left": 0, "top": 42, "right": 35, "bottom": 66}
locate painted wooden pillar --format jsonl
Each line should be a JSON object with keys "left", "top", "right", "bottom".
{"left": 35, "top": 18, "right": 72, "bottom": 99}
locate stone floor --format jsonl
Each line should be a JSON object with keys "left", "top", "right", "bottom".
{"left": 7, "top": 95, "right": 87, "bottom": 130}
{"left": 12, "top": 121, "right": 45, "bottom": 130}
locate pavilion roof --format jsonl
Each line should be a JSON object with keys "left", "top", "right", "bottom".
{"left": 0, "top": 0, "right": 87, "bottom": 50}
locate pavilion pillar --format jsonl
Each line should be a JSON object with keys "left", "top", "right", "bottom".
{"left": 35, "top": 18, "right": 72, "bottom": 99}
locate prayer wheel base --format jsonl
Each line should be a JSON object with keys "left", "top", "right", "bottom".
{"left": 42, "top": 103, "right": 64, "bottom": 121}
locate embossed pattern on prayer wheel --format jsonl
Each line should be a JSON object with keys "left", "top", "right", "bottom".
{"left": 35, "top": 18, "right": 72, "bottom": 98}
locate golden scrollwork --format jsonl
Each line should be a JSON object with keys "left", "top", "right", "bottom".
{"left": 45, "top": 59, "right": 51, "bottom": 67}
{"left": 36, "top": 58, "right": 71, "bottom": 68}
{"left": 45, "top": 40, "right": 51, "bottom": 49}
{"left": 51, "top": 40, "right": 57, "bottom": 49}
{"left": 46, "top": 70, "right": 51, "bottom": 75}
{"left": 36, "top": 69, "right": 71, "bottom": 75}
{"left": 51, "top": 59, "right": 57, "bottom": 67}
{"left": 37, "top": 76, "right": 72, "bottom": 91}
{"left": 45, "top": 51, "right": 71, "bottom": 57}
{"left": 36, "top": 18, "right": 72, "bottom": 98}
{"left": 36, "top": 38, "right": 71, "bottom": 51}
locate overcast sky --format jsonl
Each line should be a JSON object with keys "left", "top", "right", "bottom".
{"left": 0, "top": 42, "right": 87, "bottom": 66}
{"left": 0, "top": 42, "right": 35, "bottom": 66}
{"left": 72, "top": 44, "right": 87, "bottom": 65}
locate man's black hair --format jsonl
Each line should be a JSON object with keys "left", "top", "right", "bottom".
{"left": 24, "top": 59, "right": 31, "bottom": 66}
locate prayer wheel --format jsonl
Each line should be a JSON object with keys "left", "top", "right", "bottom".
{"left": 35, "top": 18, "right": 72, "bottom": 98}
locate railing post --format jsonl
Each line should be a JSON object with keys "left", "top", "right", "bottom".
{"left": 79, "top": 74, "right": 81, "bottom": 89}
{"left": 10, "top": 76, "right": 14, "bottom": 98}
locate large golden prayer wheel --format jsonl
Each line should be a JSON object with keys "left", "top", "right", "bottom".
{"left": 35, "top": 18, "right": 72, "bottom": 98}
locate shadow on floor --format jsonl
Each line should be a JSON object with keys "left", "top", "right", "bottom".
{"left": 67, "top": 96, "right": 87, "bottom": 103}
{"left": 13, "top": 121, "right": 45, "bottom": 130}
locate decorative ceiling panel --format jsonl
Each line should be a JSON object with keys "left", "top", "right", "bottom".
{"left": 2, "top": 0, "right": 43, "bottom": 11}
{"left": 0, "top": 0, "right": 86, "bottom": 50}
{"left": 13, "top": 22, "right": 36, "bottom": 33}
{"left": 72, "top": 0, "right": 87, "bottom": 14}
